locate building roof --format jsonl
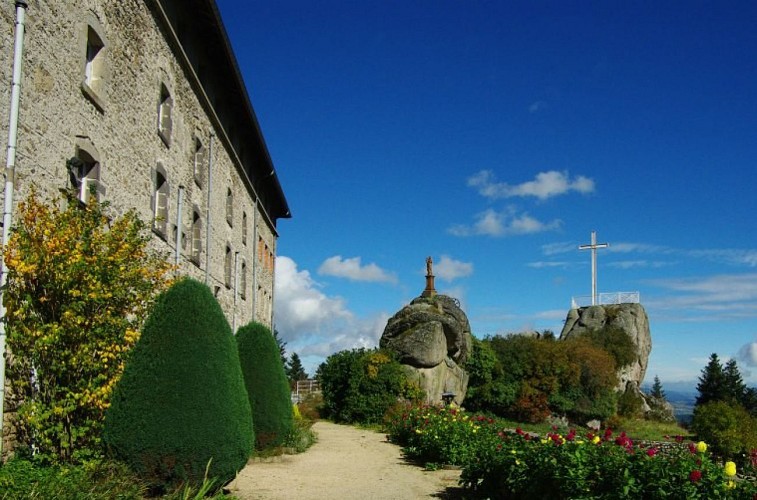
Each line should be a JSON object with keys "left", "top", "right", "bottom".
{"left": 153, "top": 0, "right": 291, "bottom": 226}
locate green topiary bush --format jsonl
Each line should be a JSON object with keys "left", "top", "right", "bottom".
{"left": 103, "top": 278, "right": 253, "bottom": 492}
{"left": 236, "top": 321, "right": 294, "bottom": 450}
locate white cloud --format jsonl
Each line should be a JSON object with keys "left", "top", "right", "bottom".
{"left": 468, "top": 170, "right": 595, "bottom": 200}
{"left": 274, "top": 256, "right": 354, "bottom": 338}
{"left": 433, "top": 255, "right": 473, "bottom": 281}
{"left": 527, "top": 261, "right": 573, "bottom": 269}
{"left": 449, "top": 207, "right": 561, "bottom": 237}
{"left": 275, "top": 256, "right": 390, "bottom": 370}
{"left": 318, "top": 255, "right": 397, "bottom": 283}
{"left": 689, "top": 249, "right": 757, "bottom": 267}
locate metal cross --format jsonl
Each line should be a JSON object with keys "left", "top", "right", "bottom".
{"left": 579, "top": 231, "right": 609, "bottom": 305}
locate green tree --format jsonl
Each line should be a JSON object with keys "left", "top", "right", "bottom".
{"left": 104, "top": 278, "right": 253, "bottom": 491}
{"left": 696, "top": 353, "right": 725, "bottom": 406}
{"left": 3, "top": 186, "right": 173, "bottom": 463}
{"left": 650, "top": 375, "right": 666, "bottom": 399}
{"left": 237, "top": 321, "right": 294, "bottom": 450}
{"left": 317, "top": 348, "right": 423, "bottom": 424}
{"left": 286, "top": 352, "right": 308, "bottom": 384}
{"left": 722, "top": 359, "right": 747, "bottom": 404}
{"left": 272, "top": 327, "right": 287, "bottom": 366}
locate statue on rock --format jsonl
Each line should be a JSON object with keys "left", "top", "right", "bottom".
{"left": 380, "top": 257, "right": 471, "bottom": 405}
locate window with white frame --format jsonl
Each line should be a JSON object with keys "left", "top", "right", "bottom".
{"left": 81, "top": 21, "right": 106, "bottom": 111}
{"left": 193, "top": 136, "right": 205, "bottom": 187}
{"left": 224, "top": 244, "right": 233, "bottom": 288}
{"left": 69, "top": 138, "right": 105, "bottom": 204}
{"left": 191, "top": 209, "right": 202, "bottom": 265}
{"left": 157, "top": 83, "right": 173, "bottom": 146}
{"left": 152, "top": 165, "right": 169, "bottom": 237}
{"left": 226, "top": 188, "right": 233, "bottom": 226}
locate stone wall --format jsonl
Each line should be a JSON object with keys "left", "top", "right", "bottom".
{"left": 0, "top": 0, "right": 286, "bottom": 459}
{"left": 0, "top": 0, "right": 281, "bottom": 328}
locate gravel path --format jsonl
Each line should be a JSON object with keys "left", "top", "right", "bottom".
{"left": 226, "top": 421, "right": 463, "bottom": 500}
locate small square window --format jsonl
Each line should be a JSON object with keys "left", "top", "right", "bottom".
{"left": 81, "top": 23, "right": 106, "bottom": 111}
{"left": 191, "top": 211, "right": 202, "bottom": 265}
{"left": 226, "top": 188, "right": 233, "bottom": 226}
{"left": 193, "top": 137, "right": 205, "bottom": 187}
{"left": 224, "top": 245, "right": 233, "bottom": 288}
{"left": 153, "top": 170, "right": 169, "bottom": 237}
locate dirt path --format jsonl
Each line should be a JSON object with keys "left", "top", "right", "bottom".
{"left": 226, "top": 421, "right": 463, "bottom": 500}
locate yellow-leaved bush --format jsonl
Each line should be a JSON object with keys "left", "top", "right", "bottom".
{"left": 3, "top": 185, "right": 173, "bottom": 463}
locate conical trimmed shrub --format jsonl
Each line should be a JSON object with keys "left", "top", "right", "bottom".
{"left": 104, "top": 278, "right": 253, "bottom": 491}
{"left": 237, "top": 322, "right": 293, "bottom": 449}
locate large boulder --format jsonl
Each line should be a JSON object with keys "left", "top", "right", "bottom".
{"left": 380, "top": 295, "right": 472, "bottom": 404}
{"left": 560, "top": 303, "right": 652, "bottom": 393}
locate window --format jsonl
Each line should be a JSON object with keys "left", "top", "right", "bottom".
{"left": 240, "top": 260, "right": 247, "bottom": 300}
{"left": 242, "top": 211, "right": 248, "bottom": 245}
{"left": 81, "top": 21, "right": 106, "bottom": 111}
{"left": 157, "top": 83, "right": 173, "bottom": 146}
{"left": 193, "top": 136, "right": 205, "bottom": 187}
{"left": 226, "top": 188, "right": 233, "bottom": 226}
{"left": 70, "top": 138, "right": 105, "bottom": 204}
{"left": 152, "top": 164, "right": 169, "bottom": 237}
{"left": 224, "top": 245, "right": 233, "bottom": 288}
{"left": 191, "top": 209, "right": 202, "bottom": 265}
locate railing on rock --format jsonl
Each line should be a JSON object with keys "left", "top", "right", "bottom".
{"left": 571, "top": 291, "right": 640, "bottom": 309}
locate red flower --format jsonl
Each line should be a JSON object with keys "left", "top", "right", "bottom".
{"left": 675, "top": 435, "right": 684, "bottom": 443}
{"left": 688, "top": 443, "right": 697, "bottom": 454}
{"left": 689, "top": 470, "right": 702, "bottom": 483}
{"left": 646, "top": 448, "right": 658, "bottom": 457}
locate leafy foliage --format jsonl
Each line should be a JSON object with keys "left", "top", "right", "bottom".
{"left": 471, "top": 334, "right": 619, "bottom": 423}
{"left": 3, "top": 187, "right": 173, "bottom": 463}
{"left": 316, "top": 348, "right": 424, "bottom": 424}
{"left": 104, "top": 278, "right": 253, "bottom": 492}
{"left": 236, "top": 321, "right": 294, "bottom": 450}
{"left": 692, "top": 401, "right": 757, "bottom": 462}
{"left": 387, "top": 403, "right": 757, "bottom": 499}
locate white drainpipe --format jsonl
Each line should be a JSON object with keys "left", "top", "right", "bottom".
{"left": 205, "top": 132, "right": 214, "bottom": 285}
{"left": 0, "top": 0, "right": 29, "bottom": 457}
{"left": 174, "top": 185, "right": 184, "bottom": 272}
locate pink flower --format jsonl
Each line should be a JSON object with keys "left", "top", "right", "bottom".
{"left": 689, "top": 470, "right": 702, "bottom": 483}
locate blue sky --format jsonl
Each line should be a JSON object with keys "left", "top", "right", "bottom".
{"left": 216, "top": 1, "right": 757, "bottom": 388}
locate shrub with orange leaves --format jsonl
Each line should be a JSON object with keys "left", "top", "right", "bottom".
{"left": 3, "top": 186, "right": 173, "bottom": 463}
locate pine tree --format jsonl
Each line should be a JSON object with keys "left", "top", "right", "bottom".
{"left": 696, "top": 353, "right": 725, "bottom": 406}
{"left": 650, "top": 375, "right": 666, "bottom": 400}
{"left": 286, "top": 352, "right": 308, "bottom": 383}
{"left": 722, "top": 359, "right": 747, "bottom": 404}
{"left": 273, "top": 327, "right": 287, "bottom": 366}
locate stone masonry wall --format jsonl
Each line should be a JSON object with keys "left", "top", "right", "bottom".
{"left": 0, "top": 0, "right": 281, "bottom": 458}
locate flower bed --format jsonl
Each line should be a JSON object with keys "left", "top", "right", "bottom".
{"left": 385, "top": 403, "right": 757, "bottom": 499}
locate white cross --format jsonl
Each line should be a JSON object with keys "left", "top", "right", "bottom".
{"left": 579, "top": 231, "right": 609, "bottom": 306}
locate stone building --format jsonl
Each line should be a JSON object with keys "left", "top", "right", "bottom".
{"left": 0, "top": 0, "right": 290, "bottom": 330}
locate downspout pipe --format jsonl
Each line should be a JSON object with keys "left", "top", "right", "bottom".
{"left": 232, "top": 251, "right": 239, "bottom": 333}
{"left": 0, "top": 0, "right": 29, "bottom": 458}
{"left": 251, "top": 203, "right": 257, "bottom": 322}
{"left": 205, "top": 132, "right": 214, "bottom": 285}
{"left": 174, "top": 185, "right": 184, "bottom": 272}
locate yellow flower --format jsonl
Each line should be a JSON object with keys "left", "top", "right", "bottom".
{"left": 727, "top": 480, "right": 736, "bottom": 489}
{"left": 724, "top": 461, "right": 737, "bottom": 477}
{"left": 696, "top": 441, "right": 707, "bottom": 453}
{"left": 591, "top": 436, "right": 601, "bottom": 445}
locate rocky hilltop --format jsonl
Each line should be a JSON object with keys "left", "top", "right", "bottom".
{"left": 560, "top": 303, "right": 651, "bottom": 392}
{"left": 380, "top": 294, "right": 471, "bottom": 405}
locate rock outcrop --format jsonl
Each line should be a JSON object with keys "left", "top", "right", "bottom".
{"left": 380, "top": 295, "right": 472, "bottom": 404}
{"left": 560, "top": 303, "right": 651, "bottom": 393}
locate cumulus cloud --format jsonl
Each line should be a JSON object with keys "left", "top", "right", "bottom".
{"left": 274, "top": 256, "right": 354, "bottom": 338}
{"left": 318, "top": 255, "right": 397, "bottom": 283}
{"left": 274, "top": 256, "right": 390, "bottom": 372}
{"left": 467, "top": 170, "right": 595, "bottom": 200}
{"left": 448, "top": 207, "right": 561, "bottom": 237}
{"left": 433, "top": 255, "right": 474, "bottom": 282}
